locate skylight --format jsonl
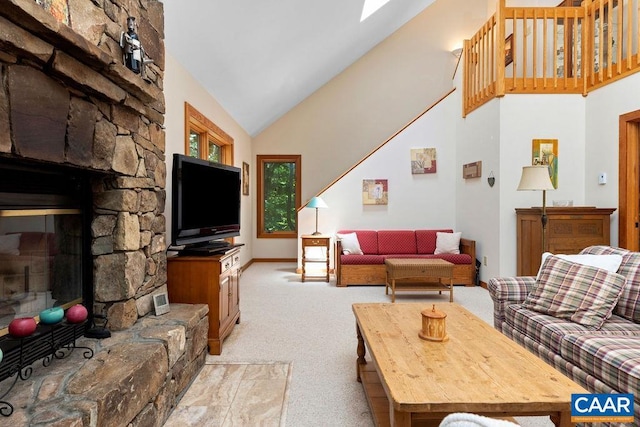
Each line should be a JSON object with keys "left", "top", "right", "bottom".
{"left": 360, "top": 0, "right": 392, "bottom": 22}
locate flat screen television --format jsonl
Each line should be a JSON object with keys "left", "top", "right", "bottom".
{"left": 171, "top": 154, "right": 241, "bottom": 249}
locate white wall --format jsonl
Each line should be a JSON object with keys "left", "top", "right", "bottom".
{"left": 298, "top": 91, "right": 459, "bottom": 268}
{"left": 252, "top": 0, "right": 489, "bottom": 260}
{"left": 455, "top": 93, "right": 501, "bottom": 282}
{"left": 454, "top": 57, "right": 587, "bottom": 281}
{"left": 584, "top": 72, "right": 640, "bottom": 247}
{"left": 497, "top": 94, "right": 586, "bottom": 277}
{"left": 163, "top": 54, "right": 254, "bottom": 266}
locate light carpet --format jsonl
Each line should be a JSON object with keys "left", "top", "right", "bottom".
{"left": 169, "top": 262, "right": 554, "bottom": 427}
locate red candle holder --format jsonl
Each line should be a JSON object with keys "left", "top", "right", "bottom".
{"left": 9, "top": 317, "right": 37, "bottom": 338}
{"left": 66, "top": 304, "right": 88, "bottom": 324}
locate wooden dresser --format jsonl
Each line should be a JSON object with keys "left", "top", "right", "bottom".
{"left": 167, "top": 247, "right": 241, "bottom": 355}
{"left": 516, "top": 206, "right": 616, "bottom": 276}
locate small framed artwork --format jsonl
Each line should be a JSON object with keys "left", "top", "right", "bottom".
{"left": 242, "top": 162, "right": 249, "bottom": 196}
{"left": 363, "top": 179, "right": 388, "bottom": 205}
{"left": 153, "top": 291, "right": 171, "bottom": 316}
{"left": 505, "top": 34, "right": 514, "bottom": 66}
{"left": 532, "top": 139, "right": 558, "bottom": 188}
{"left": 463, "top": 161, "right": 482, "bottom": 179}
{"left": 410, "top": 148, "right": 437, "bottom": 174}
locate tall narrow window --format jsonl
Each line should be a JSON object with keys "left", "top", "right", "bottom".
{"left": 184, "top": 102, "right": 233, "bottom": 164}
{"left": 257, "top": 155, "right": 301, "bottom": 238}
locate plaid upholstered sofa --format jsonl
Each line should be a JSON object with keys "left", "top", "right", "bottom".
{"left": 488, "top": 245, "right": 640, "bottom": 423}
{"left": 334, "top": 229, "right": 475, "bottom": 287}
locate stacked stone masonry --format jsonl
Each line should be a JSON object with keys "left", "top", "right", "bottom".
{"left": 0, "top": 1, "right": 208, "bottom": 425}
{"left": 0, "top": 0, "right": 167, "bottom": 328}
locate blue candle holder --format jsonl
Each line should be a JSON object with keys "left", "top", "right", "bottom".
{"left": 39, "top": 307, "right": 64, "bottom": 325}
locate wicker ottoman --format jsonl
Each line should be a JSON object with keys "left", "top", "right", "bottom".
{"left": 384, "top": 258, "right": 454, "bottom": 303}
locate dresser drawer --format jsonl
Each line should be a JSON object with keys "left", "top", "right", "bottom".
{"left": 220, "top": 255, "right": 233, "bottom": 273}
{"left": 304, "top": 237, "right": 330, "bottom": 247}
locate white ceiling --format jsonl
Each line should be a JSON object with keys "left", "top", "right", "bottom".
{"left": 161, "top": 0, "right": 437, "bottom": 137}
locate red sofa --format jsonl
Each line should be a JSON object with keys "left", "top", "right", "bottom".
{"left": 335, "top": 229, "right": 476, "bottom": 287}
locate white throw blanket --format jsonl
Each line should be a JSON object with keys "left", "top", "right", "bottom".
{"left": 439, "top": 413, "right": 520, "bottom": 427}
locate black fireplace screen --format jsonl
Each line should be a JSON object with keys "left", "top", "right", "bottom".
{"left": 0, "top": 159, "right": 93, "bottom": 334}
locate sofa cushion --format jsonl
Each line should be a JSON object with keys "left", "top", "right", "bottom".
{"left": 415, "top": 229, "right": 453, "bottom": 254}
{"left": 523, "top": 255, "right": 626, "bottom": 329}
{"left": 377, "top": 230, "right": 416, "bottom": 255}
{"left": 505, "top": 304, "right": 640, "bottom": 354}
{"left": 615, "top": 252, "right": 640, "bottom": 322}
{"left": 434, "top": 231, "right": 461, "bottom": 254}
{"left": 536, "top": 252, "right": 623, "bottom": 281}
{"left": 580, "top": 246, "right": 640, "bottom": 323}
{"left": 336, "top": 233, "right": 363, "bottom": 255}
{"left": 337, "top": 230, "right": 378, "bottom": 254}
{"left": 560, "top": 334, "right": 640, "bottom": 399}
{"left": 339, "top": 254, "right": 385, "bottom": 265}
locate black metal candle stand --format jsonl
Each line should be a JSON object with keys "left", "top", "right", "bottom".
{"left": 0, "top": 320, "right": 93, "bottom": 417}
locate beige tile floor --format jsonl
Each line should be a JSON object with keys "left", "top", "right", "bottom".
{"left": 164, "top": 362, "right": 291, "bottom": 426}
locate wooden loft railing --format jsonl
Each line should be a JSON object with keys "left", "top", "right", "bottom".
{"left": 463, "top": 0, "right": 640, "bottom": 116}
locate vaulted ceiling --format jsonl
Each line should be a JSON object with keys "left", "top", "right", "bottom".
{"left": 161, "top": 0, "right": 439, "bottom": 136}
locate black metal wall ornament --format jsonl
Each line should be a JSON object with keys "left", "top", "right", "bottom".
{"left": 488, "top": 171, "right": 496, "bottom": 187}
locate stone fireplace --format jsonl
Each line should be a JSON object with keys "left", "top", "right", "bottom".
{"left": 0, "top": 1, "right": 207, "bottom": 425}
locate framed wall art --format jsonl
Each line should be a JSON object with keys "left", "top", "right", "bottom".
{"left": 242, "top": 161, "right": 249, "bottom": 195}
{"left": 505, "top": 34, "right": 514, "bottom": 66}
{"left": 362, "top": 179, "right": 388, "bottom": 205}
{"left": 532, "top": 139, "right": 558, "bottom": 188}
{"left": 463, "top": 161, "right": 482, "bottom": 179}
{"left": 410, "top": 148, "right": 437, "bottom": 174}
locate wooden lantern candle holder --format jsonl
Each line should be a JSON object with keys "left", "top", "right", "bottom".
{"left": 419, "top": 304, "right": 448, "bottom": 342}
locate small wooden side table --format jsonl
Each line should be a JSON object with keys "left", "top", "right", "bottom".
{"left": 301, "top": 235, "right": 331, "bottom": 282}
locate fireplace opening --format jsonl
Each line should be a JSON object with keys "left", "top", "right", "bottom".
{"left": 0, "top": 159, "right": 95, "bottom": 334}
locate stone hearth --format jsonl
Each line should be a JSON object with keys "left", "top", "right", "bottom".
{"left": 6, "top": 304, "right": 208, "bottom": 426}
{"left": 0, "top": 1, "right": 207, "bottom": 425}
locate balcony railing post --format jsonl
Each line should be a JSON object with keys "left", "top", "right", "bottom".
{"left": 496, "top": 0, "right": 506, "bottom": 97}
{"left": 463, "top": 39, "right": 470, "bottom": 117}
{"left": 582, "top": 0, "right": 591, "bottom": 96}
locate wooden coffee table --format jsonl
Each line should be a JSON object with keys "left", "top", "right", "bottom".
{"left": 352, "top": 303, "right": 587, "bottom": 427}
{"left": 385, "top": 258, "right": 454, "bottom": 302}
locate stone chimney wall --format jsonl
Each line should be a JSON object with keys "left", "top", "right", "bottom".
{"left": 0, "top": 0, "right": 167, "bottom": 330}
{"left": 0, "top": 2, "right": 209, "bottom": 425}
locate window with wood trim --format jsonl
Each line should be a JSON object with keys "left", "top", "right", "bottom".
{"left": 185, "top": 102, "right": 233, "bottom": 164}
{"left": 257, "top": 155, "right": 301, "bottom": 238}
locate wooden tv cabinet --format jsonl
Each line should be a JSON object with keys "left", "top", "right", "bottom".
{"left": 167, "top": 247, "right": 241, "bottom": 355}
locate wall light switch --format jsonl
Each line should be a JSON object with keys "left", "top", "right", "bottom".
{"left": 598, "top": 173, "right": 607, "bottom": 185}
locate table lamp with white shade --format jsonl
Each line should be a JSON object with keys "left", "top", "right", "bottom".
{"left": 517, "top": 165, "right": 555, "bottom": 251}
{"left": 306, "top": 196, "right": 328, "bottom": 235}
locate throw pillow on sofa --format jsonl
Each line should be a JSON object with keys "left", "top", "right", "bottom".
{"left": 434, "top": 232, "right": 461, "bottom": 254}
{"left": 337, "top": 233, "right": 363, "bottom": 255}
{"left": 535, "top": 252, "right": 623, "bottom": 281}
{"left": 523, "top": 255, "right": 626, "bottom": 329}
